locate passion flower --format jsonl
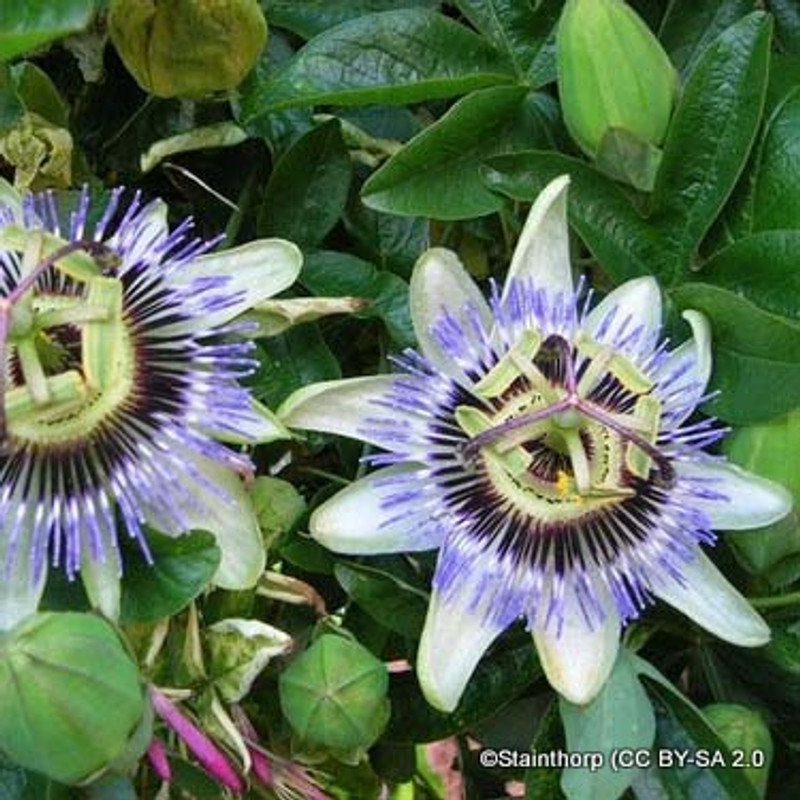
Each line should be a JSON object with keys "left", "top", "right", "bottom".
{"left": 279, "top": 175, "right": 792, "bottom": 709}
{"left": 0, "top": 182, "right": 301, "bottom": 628}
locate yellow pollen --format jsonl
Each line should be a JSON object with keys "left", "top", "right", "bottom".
{"left": 556, "top": 470, "right": 571, "bottom": 496}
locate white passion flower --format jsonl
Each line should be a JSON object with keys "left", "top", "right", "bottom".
{"left": 279, "top": 176, "right": 793, "bottom": 709}
{"left": 0, "top": 181, "right": 301, "bottom": 629}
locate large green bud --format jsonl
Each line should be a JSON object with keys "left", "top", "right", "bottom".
{"left": 108, "top": 0, "right": 268, "bottom": 98}
{"left": 279, "top": 633, "right": 390, "bottom": 751}
{"left": 0, "top": 613, "right": 146, "bottom": 784}
{"left": 557, "top": 0, "right": 677, "bottom": 159}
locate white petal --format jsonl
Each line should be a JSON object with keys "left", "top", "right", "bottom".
{"left": 677, "top": 460, "right": 792, "bottom": 530}
{"left": 0, "top": 559, "right": 46, "bottom": 632}
{"left": 653, "top": 549, "right": 770, "bottom": 646}
{"left": 203, "top": 399, "right": 290, "bottom": 445}
{"left": 144, "top": 455, "right": 265, "bottom": 591}
{"left": 503, "top": 174, "right": 572, "bottom": 301}
{"left": 310, "top": 465, "right": 445, "bottom": 554}
{"left": 533, "top": 598, "right": 620, "bottom": 705}
{"left": 278, "top": 376, "right": 407, "bottom": 450}
{"left": 172, "top": 239, "right": 302, "bottom": 328}
{"left": 583, "top": 277, "right": 662, "bottom": 358}
{"left": 0, "top": 515, "right": 46, "bottom": 630}
{"left": 80, "top": 549, "right": 122, "bottom": 621}
{"left": 417, "top": 579, "right": 507, "bottom": 713}
{"left": 656, "top": 310, "right": 712, "bottom": 427}
{"left": 409, "top": 248, "right": 493, "bottom": 381}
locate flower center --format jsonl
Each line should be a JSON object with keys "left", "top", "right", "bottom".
{"left": 454, "top": 332, "right": 668, "bottom": 521}
{"left": 3, "top": 235, "right": 135, "bottom": 447}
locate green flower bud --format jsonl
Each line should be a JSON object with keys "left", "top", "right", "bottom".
{"left": 0, "top": 612, "right": 146, "bottom": 784}
{"left": 279, "top": 633, "right": 390, "bottom": 750}
{"left": 0, "top": 112, "right": 72, "bottom": 190}
{"left": 108, "top": 0, "right": 268, "bottom": 98}
{"left": 557, "top": 0, "right": 677, "bottom": 158}
{"left": 703, "top": 703, "right": 773, "bottom": 797}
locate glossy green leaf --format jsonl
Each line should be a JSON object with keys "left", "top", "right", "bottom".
{"left": 698, "top": 231, "right": 800, "bottom": 321}
{"left": 120, "top": 529, "right": 221, "bottom": 624}
{"left": 0, "top": 0, "right": 94, "bottom": 62}
{"left": 344, "top": 196, "right": 428, "bottom": 279}
{"left": 10, "top": 62, "right": 69, "bottom": 127}
{"left": 634, "top": 658, "right": 761, "bottom": 800}
{"left": 363, "top": 87, "right": 560, "bottom": 220}
{"left": 671, "top": 283, "right": 800, "bottom": 423}
{"left": 300, "top": 250, "right": 415, "bottom": 347}
{"left": 251, "top": 323, "right": 341, "bottom": 409}
{"left": 257, "top": 119, "right": 352, "bottom": 247}
{"left": 524, "top": 700, "right": 565, "bottom": 800}
{"left": 0, "top": 64, "right": 24, "bottom": 133}
{"left": 659, "top": 0, "right": 756, "bottom": 78}
{"left": 385, "top": 643, "right": 541, "bottom": 743}
{"left": 334, "top": 561, "right": 429, "bottom": 639}
{"left": 238, "top": 9, "right": 514, "bottom": 117}
{"left": 483, "top": 151, "right": 672, "bottom": 283}
{"left": 454, "top": 0, "right": 561, "bottom": 85}
{"left": 771, "top": 0, "right": 800, "bottom": 53}
{"left": 560, "top": 649, "right": 656, "bottom": 800}
{"left": 652, "top": 13, "right": 771, "bottom": 278}
{"left": 716, "top": 621, "right": 800, "bottom": 715}
{"left": 261, "top": 0, "right": 440, "bottom": 40}
{"left": 753, "top": 91, "right": 800, "bottom": 231}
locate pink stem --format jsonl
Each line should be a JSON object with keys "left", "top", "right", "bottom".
{"left": 146, "top": 738, "right": 172, "bottom": 782}
{"left": 150, "top": 688, "right": 244, "bottom": 794}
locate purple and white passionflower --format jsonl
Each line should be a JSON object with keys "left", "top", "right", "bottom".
{"left": 0, "top": 180, "right": 301, "bottom": 629}
{"left": 279, "top": 176, "right": 792, "bottom": 709}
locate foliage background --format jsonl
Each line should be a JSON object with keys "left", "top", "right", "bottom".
{"left": 0, "top": 1, "right": 799, "bottom": 798}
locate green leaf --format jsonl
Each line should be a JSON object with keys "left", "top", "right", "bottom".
{"left": 385, "top": 643, "right": 541, "bottom": 743}
{"left": 771, "top": 0, "right": 800, "bottom": 53}
{"left": 0, "top": 759, "right": 26, "bottom": 800}
{"left": 0, "top": 64, "right": 24, "bottom": 133}
{"left": 634, "top": 658, "right": 761, "bottom": 800}
{"left": 120, "top": 529, "right": 221, "bottom": 624}
{"left": 524, "top": 700, "right": 565, "bottom": 800}
{"left": 300, "top": 250, "right": 415, "bottom": 347}
{"left": 362, "top": 87, "right": 560, "bottom": 220}
{"left": 670, "top": 282, "right": 800, "bottom": 423}
{"left": 238, "top": 9, "right": 514, "bottom": 117}
{"left": 257, "top": 119, "right": 351, "bottom": 247}
{"left": 10, "top": 62, "right": 68, "bottom": 127}
{"left": 334, "top": 561, "right": 429, "bottom": 639}
{"left": 251, "top": 323, "right": 341, "bottom": 409}
{"left": 454, "top": 0, "right": 561, "bottom": 85}
{"left": 483, "top": 151, "right": 672, "bottom": 283}
{"left": 343, "top": 196, "right": 428, "bottom": 279}
{"left": 652, "top": 13, "right": 771, "bottom": 278}
{"left": 753, "top": 90, "right": 800, "bottom": 232}
{"left": 0, "top": 0, "right": 94, "bottom": 62}
{"left": 261, "top": 0, "right": 440, "bottom": 40}
{"left": 659, "top": 0, "right": 756, "bottom": 78}
{"left": 559, "top": 649, "right": 656, "bottom": 800}
{"left": 698, "top": 231, "right": 800, "bottom": 321}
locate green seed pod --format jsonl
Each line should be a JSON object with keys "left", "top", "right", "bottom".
{"left": 703, "top": 703, "right": 773, "bottom": 797}
{"left": 557, "top": 0, "right": 677, "bottom": 157}
{"left": 0, "top": 612, "right": 146, "bottom": 784}
{"left": 279, "top": 633, "right": 390, "bottom": 750}
{"left": 108, "top": 0, "right": 268, "bottom": 98}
